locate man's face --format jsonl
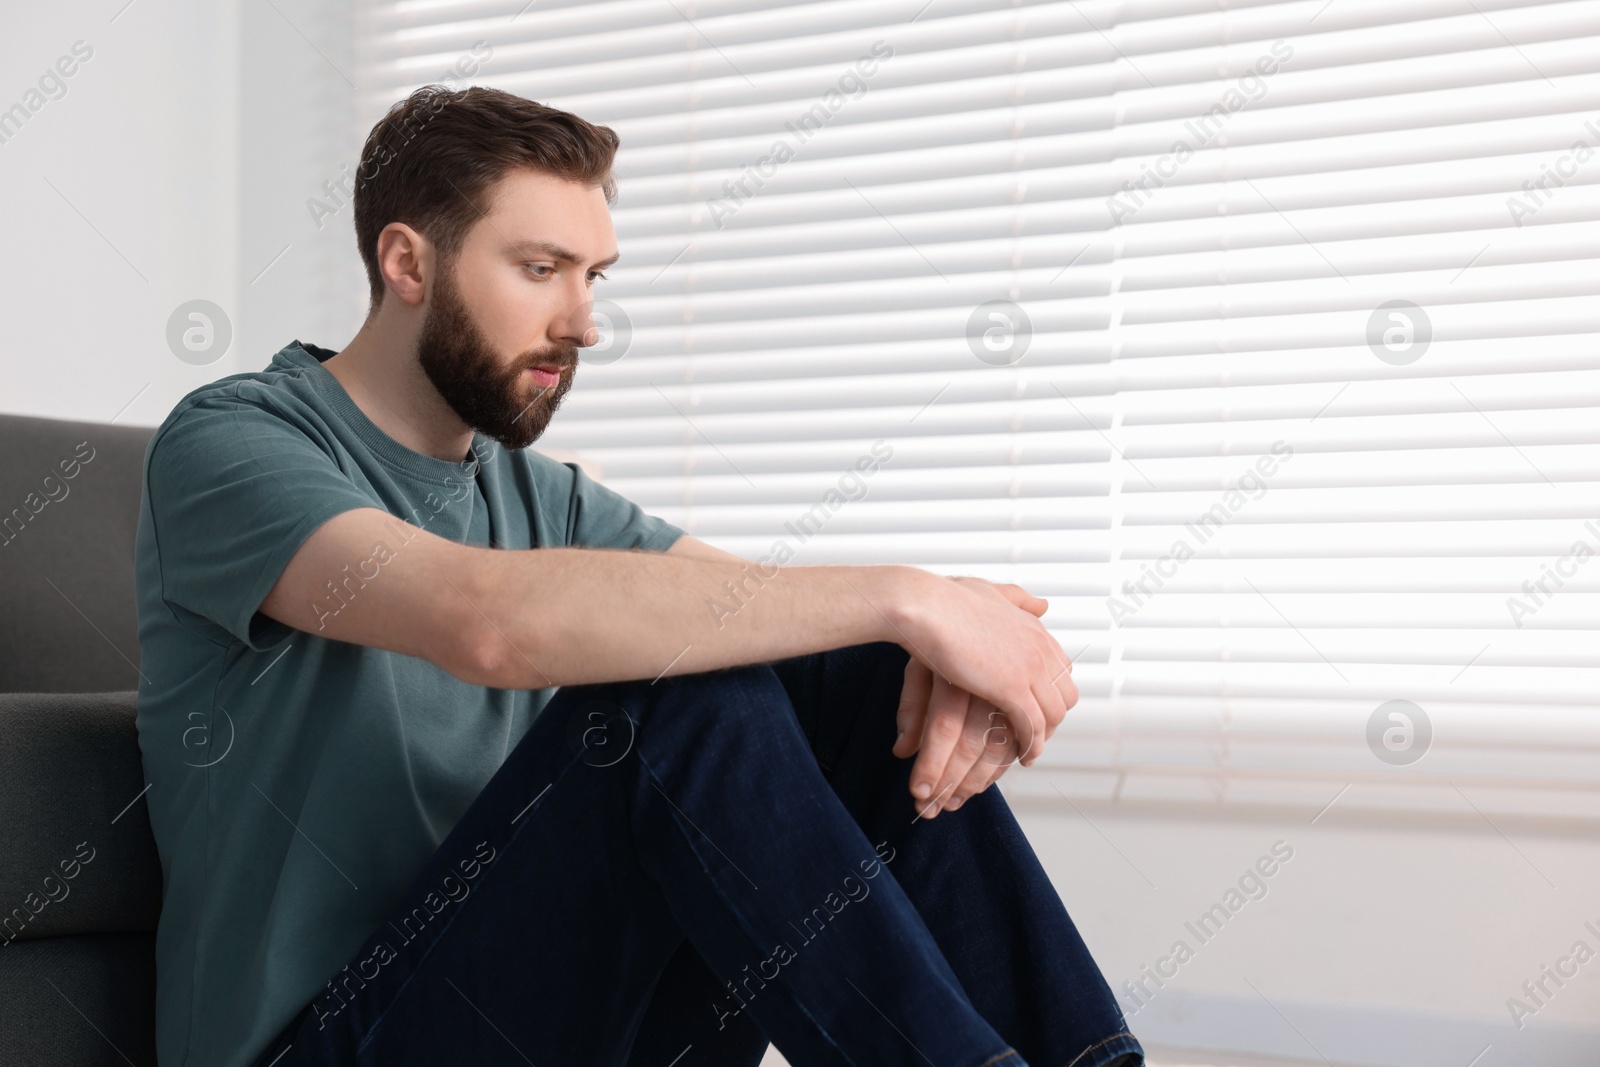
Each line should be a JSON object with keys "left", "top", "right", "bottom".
{"left": 415, "top": 168, "right": 618, "bottom": 451}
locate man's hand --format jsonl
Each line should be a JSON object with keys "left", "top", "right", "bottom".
{"left": 891, "top": 577, "right": 1070, "bottom": 815}
{"left": 894, "top": 662, "right": 1025, "bottom": 817}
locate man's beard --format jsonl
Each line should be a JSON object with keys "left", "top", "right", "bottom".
{"left": 415, "top": 261, "right": 577, "bottom": 452}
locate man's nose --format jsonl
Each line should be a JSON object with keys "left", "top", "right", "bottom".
{"left": 557, "top": 301, "right": 597, "bottom": 349}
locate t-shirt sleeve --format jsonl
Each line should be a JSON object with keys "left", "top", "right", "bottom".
{"left": 557, "top": 456, "right": 685, "bottom": 552}
{"left": 145, "top": 390, "right": 384, "bottom": 651}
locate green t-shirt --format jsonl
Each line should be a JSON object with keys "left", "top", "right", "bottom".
{"left": 133, "top": 339, "right": 684, "bottom": 1067}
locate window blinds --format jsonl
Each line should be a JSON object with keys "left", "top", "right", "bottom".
{"left": 355, "top": 0, "right": 1600, "bottom": 809}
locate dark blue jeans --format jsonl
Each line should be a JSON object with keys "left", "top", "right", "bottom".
{"left": 247, "top": 641, "right": 1143, "bottom": 1067}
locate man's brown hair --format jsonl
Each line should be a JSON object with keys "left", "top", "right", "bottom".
{"left": 352, "top": 85, "right": 619, "bottom": 314}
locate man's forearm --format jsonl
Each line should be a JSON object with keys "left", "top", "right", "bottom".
{"left": 457, "top": 545, "right": 921, "bottom": 690}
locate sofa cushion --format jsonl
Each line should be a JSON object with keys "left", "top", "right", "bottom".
{"left": 0, "top": 413, "right": 153, "bottom": 694}
{"left": 0, "top": 690, "right": 161, "bottom": 942}
{"left": 0, "top": 932, "right": 158, "bottom": 1066}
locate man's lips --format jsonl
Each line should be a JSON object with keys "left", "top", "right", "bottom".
{"left": 526, "top": 364, "right": 565, "bottom": 388}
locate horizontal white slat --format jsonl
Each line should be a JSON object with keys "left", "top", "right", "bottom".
{"left": 580, "top": 214, "right": 1600, "bottom": 305}
{"left": 555, "top": 334, "right": 1600, "bottom": 394}
{"left": 539, "top": 375, "right": 1593, "bottom": 441}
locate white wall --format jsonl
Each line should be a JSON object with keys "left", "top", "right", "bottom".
{"left": 235, "top": 0, "right": 368, "bottom": 375}
{"left": 1014, "top": 786, "right": 1600, "bottom": 1065}
{"left": 2, "top": 1, "right": 233, "bottom": 425}
{"left": 0, "top": 0, "right": 364, "bottom": 430}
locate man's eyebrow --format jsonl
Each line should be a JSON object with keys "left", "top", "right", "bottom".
{"left": 507, "top": 239, "right": 620, "bottom": 270}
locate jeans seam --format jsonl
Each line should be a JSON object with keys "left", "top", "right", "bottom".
{"left": 1062, "top": 1030, "right": 1139, "bottom": 1067}
{"left": 975, "top": 1049, "right": 1022, "bottom": 1067}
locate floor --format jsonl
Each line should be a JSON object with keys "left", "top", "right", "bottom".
{"left": 1140, "top": 1055, "right": 1323, "bottom": 1067}
{"left": 759, "top": 1046, "right": 1319, "bottom": 1066}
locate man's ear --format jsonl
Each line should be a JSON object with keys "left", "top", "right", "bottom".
{"left": 374, "top": 222, "right": 430, "bottom": 308}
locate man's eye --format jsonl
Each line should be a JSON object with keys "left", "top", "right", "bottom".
{"left": 524, "top": 265, "right": 608, "bottom": 282}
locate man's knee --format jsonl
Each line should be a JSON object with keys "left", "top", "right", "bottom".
{"left": 586, "top": 661, "right": 787, "bottom": 738}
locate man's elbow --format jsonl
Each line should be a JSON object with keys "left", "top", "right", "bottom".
{"left": 446, "top": 585, "right": 527, "bottom": 689}
{"left": 450, "top": 622, "right": 505, "bottom": 688}
{"left": 447, "top": 584, "right": 549, "bottom": 691}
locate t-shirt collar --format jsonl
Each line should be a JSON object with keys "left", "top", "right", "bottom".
{"left": 278, "top": 339, "right": 493, "bottom": 485}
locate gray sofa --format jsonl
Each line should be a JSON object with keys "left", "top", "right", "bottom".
{"left": 1, "top": 412, "right": 162, "bottom": 1065}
